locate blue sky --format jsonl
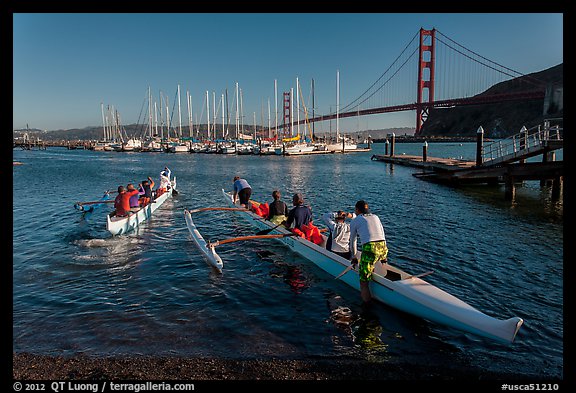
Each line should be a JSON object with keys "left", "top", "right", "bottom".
{"left": 13, "top": 13, "right": 563, "bottom": 132}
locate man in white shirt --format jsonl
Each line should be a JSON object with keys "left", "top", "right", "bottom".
{"left": 349, "top": 200, "right": 388, "bottom": 304}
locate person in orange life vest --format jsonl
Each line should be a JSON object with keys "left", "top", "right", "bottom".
{"left": 138, "top": 177, "right": 155, "bottom": 207}
{"left": 114, "top": 185, "right": 139, "bottom": 217}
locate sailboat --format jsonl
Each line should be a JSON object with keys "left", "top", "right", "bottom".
{"left": 168, "top": 84, "right": 190, "bottom": 153}
{"left": 326, "top": 70, "right": 357, "bottom": 152}
{"left": 277, "top": 79, "right": 316, "bottom": 155}
{"left": 141, "top": 87, "right": 164, "bottom": 152}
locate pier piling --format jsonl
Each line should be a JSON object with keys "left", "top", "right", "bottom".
{"left": 475, "top": 126, "right": 484, "bottom": 167}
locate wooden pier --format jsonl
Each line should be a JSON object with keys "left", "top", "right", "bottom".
{"left": 371, "top": 121, "right": 563, "bottom": 201}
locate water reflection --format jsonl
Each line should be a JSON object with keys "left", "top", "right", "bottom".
{"left": 327, "top": 295, "right": 388, "bottom": 353}
{"left": 351, "top": 308, "right": 388, "bottom": 352}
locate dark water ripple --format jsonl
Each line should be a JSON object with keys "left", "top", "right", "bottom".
{"left": 13, "top": 144, "right": 563, "bottom": 377}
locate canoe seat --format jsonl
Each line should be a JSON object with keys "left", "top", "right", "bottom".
{"left": 383, "top": 269, "right": 402, "bottom": 281}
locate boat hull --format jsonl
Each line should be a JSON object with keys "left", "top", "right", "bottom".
{"left": 220, "top": 189, "right": 523, "bottom": 343}
{"left": 106, "top": 178, "right": 176, "bottom": 235}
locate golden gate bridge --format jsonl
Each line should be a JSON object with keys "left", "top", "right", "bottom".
{"left": 277, "top": 27, "right": 548, "bottom": 136}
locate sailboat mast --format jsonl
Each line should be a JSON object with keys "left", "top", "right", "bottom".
{"left": 290, "top": 88, "right": 294, "bottom": 137}
{"left": 100, "top": 102, "right": 106, "bottom": 141}
{"left": 221, "top": 94, "right": 225, "bottom": 139}
{"left": 166, "top": 95, "right": 171, "bottom": 140}
{"left": 235, "top": 82, "right": 239, "bottom": 140}
{"left": 105, "top": 106, "right": 111, "bottom": 141}
{"left": 311, "top": 79, "right": 315, "bottom": 138}
{"left": 206, "top": 91, "right": 210, "bottom": 141}
{"left": 148, "top": 86, "right": 153, "bottom": 138}
{"left": 177, "top": 84, "right": 182, "bottom": 138}
{"left": 240, "top": 88, "right": 244, "bottom": 135}
{"left": 336, "top": 69, "right": 340, "bottom": 141}
{"left": 212, "top": 91, "right": 216, "bottom": 139}
{"left": 268, "top": 98, "right": 271, "bottom": 138}
{"left": 296, "top": 77, "right": 300, "bottom": 138}
{"left": 154, "top": 101, "right": 158, "bottom": 137}
{"left": 225, "top": 88, "right": 229, "bottom": 139}
{"left": 186, "top": 90, "right": 192, "bottom": 138}
{"left": 274, "top": 79, "right": 278, "bottom": 139}
{"left": 159, "top": 91, "right": 165, "bottom": 140}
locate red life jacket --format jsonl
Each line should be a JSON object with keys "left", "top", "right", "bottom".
{"left": 259, "top": 203, "right": 269, "bottom": 218}
{"left": 293, "top": 223, "right": 324, "bottom": 245}
{"left": 250, "top": 201, "right": 269, "bottom": 218}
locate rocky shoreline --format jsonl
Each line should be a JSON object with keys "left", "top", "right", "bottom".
{"left": 13, "top": 353, "right": 553, "bottom": 382}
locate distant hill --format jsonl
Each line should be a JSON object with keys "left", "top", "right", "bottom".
{"left": 420, "top": 63, "right": 563, "bottom": 138}
{"left": 13, "top": 123, "right": 415, "bottom": 142}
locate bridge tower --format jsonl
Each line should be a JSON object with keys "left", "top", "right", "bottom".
{"left": 415, "top": 28, "right": 436, "bottom": 136}
{"left": 283, "top": 91, "right": 291, "bottom": 139}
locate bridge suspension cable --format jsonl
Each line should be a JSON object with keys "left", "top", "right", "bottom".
{"left": 338, "top": 30, "right": 420, "bottom": 114}
{"left": 435, "top": 29, "right": 546, "bottom": 88}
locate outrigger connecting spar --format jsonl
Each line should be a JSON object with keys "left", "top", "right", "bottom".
{"left": 184, "top": 189, "right": 524, "bottom": 344}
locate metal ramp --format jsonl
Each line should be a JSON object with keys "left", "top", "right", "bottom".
{"left": 481, "top": 119, "right": 563, "bottom": 167}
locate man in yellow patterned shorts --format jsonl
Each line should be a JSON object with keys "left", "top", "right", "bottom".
{"left": 349, "top": 200, "right": 388, "bottom": 304}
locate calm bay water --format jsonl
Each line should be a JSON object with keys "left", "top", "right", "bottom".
{"left": 12, "top": 143, "right": 563, "bottom": 378}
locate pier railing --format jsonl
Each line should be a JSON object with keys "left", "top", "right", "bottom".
{"left": 481, "top": 119, "right": 563, "bottom": 166}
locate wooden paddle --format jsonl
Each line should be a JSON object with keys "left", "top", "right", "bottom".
{"left": 75, "top": 200, "right": 115, "bottom": 206}
{"left": 209, "top": 233, "right": 298, "bottom": 247}
{"left": 255, "top": 222, "right": 286, "bottom": 236}
{"left": 187, "top": 207, "right": 249, "bottom": 214}
{"left": 335, "top": 263, "right": 356, "bottom": 279}
{"left": 405, "top": 270, "right": 434, "bottom": 280}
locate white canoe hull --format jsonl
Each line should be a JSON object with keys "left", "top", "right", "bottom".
{"left": 183, "top": 210, "right": 223, "bottom": 272}
{"left": 106, "top": 177, "right": 176, "bottom": 235}
{"left": 221, "top": 189, "right": 523, "bottom": 343}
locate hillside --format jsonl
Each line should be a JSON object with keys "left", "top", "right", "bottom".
{"left": 420, "top": 63, "right": 563, "bottom": 137}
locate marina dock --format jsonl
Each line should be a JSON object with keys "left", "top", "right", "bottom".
{"left": 371, "top": 122, "right": 563, "bottom": 201}
{"left": 284, "top": 147, "right": 371, "bottom": 156}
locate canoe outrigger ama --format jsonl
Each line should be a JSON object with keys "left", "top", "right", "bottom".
{"left": 106, "top": 176, "right": 177, "bottom": 236}
{"left": 197, "top": 188, "right": 523, "bottom": 344}
{"left": 183, "top": 206, "right": 259, "bottom": 273}
{"left": 74, "top": 191, "right": 111, "bottom": 216}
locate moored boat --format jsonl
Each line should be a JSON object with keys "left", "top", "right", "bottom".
{"left": 218, "top": 188, "right": 524, "bottom": 343}
{"left": 106, "top": 176, "right": 177, "bottom": 235}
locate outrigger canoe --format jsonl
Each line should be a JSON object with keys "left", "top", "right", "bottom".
{"left": 106, "top": 176, "right": 177, "bottom": 236}
{"left": 219, "top": 189, "right": 523, "bottom": 344}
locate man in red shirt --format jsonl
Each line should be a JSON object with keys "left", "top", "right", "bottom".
{"left": 114, "top": 185, "right": 139, "bottom": 217}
